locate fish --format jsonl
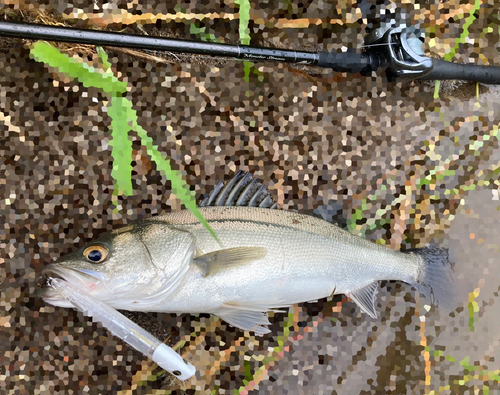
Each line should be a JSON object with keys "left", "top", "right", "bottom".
{"left": 37, "top": 171, "right": 456, "bottom": 335}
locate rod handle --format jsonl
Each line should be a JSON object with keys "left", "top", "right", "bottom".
{"left": 420, "top": 59, "right": 500, "bottom": 84}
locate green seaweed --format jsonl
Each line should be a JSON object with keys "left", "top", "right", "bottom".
{"left": 467, "top": 290, "right": 479, "bottom": 332}
{"left": 433, "top": 81, "right": 441, "bottom": 100}
{"left": 234, "top": 0, "right": 255, "bottom": 83}
{"left": 422, "top": 346, "right": 499, "bottom": 394}
{"left": 96, "top": 45, "right": 112, "bottom": 72}
{"left": 189, "top": 22, "right": 223, "bottom": 43}
{"left": 126, "top": 101, "right": 220, "bottom": 242}
{"left": 233, "top": 308, "right": 296, "bottom": 394}
{"left": 107, "top": 97, "right": 134, "bottom": 196}
{"left": 29, "top": 42, "right": 218, "bottom": 240}
{"left": 444, "top": 0, "right": 482, "bottom": 62}
{"left": 351, "top": 114, "right": 500, "bottom": 240}
{"left": 432, "top": 0, "right": 482, "bottom": 98}
{"left": 29, "top": 42, "right": 127, "bottom": 95}
{"left": 235, "top": 0, "right": 251, "bottom": 45}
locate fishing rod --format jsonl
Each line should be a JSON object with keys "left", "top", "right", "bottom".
{"left": 0, "top": 21, "right": 499, "bottom": 84}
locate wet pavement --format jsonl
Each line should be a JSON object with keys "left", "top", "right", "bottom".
{"left": 1, "top": 1, "right": 499, "bottom": 394}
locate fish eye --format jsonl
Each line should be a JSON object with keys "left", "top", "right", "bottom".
{"left": 83, "top": 245, "right": 109, "bottom": 263}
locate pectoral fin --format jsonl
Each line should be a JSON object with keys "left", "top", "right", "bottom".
{"left": 349, "top": 282, "right": 379, "bottom": 319}
{"left": 194, "top": 247, "right": 267, "bottom": 277}
{"left": 214, "top": 299, "right": 289, "bottom": 335}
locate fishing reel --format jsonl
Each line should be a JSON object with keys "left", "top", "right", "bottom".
{"left": 363, "top": 26, "right": 434, "bottom": 80}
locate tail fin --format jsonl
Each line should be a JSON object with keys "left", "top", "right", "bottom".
{"left": 405, "top": 246, "right": 457, "bottom": 311}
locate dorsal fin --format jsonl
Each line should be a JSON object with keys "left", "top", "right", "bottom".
{"left": 199, "top": 171, "right": 278, "bottom": 209}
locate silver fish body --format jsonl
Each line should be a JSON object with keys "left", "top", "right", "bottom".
{"left": 146, "top": 207, "right": 418, "bottom": 312}
{"left": 39, "top": 174, "right": 456, "bottom": 334}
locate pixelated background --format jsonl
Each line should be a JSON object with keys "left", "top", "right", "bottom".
{"left": 1, "top": 1, "right": 499, "bottom": 394}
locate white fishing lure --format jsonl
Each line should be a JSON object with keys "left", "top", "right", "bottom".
{"left": 49, "top": 277, "right": 195, "bottom": 380}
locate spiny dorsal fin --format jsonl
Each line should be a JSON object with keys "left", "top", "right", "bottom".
{"left": 199, "top": 171, "right": 278, "bottom": 209}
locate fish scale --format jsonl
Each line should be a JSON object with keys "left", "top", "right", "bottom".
{"left": 146, "top": 206, "right": 419, "bottom": 315}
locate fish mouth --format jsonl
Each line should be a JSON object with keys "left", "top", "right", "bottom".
{"left": 36, "top": 264, "right": 104, "bottom": 308}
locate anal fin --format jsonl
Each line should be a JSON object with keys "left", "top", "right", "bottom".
{"left": 349, "top": 282, "right": 379, "bottom": 319}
